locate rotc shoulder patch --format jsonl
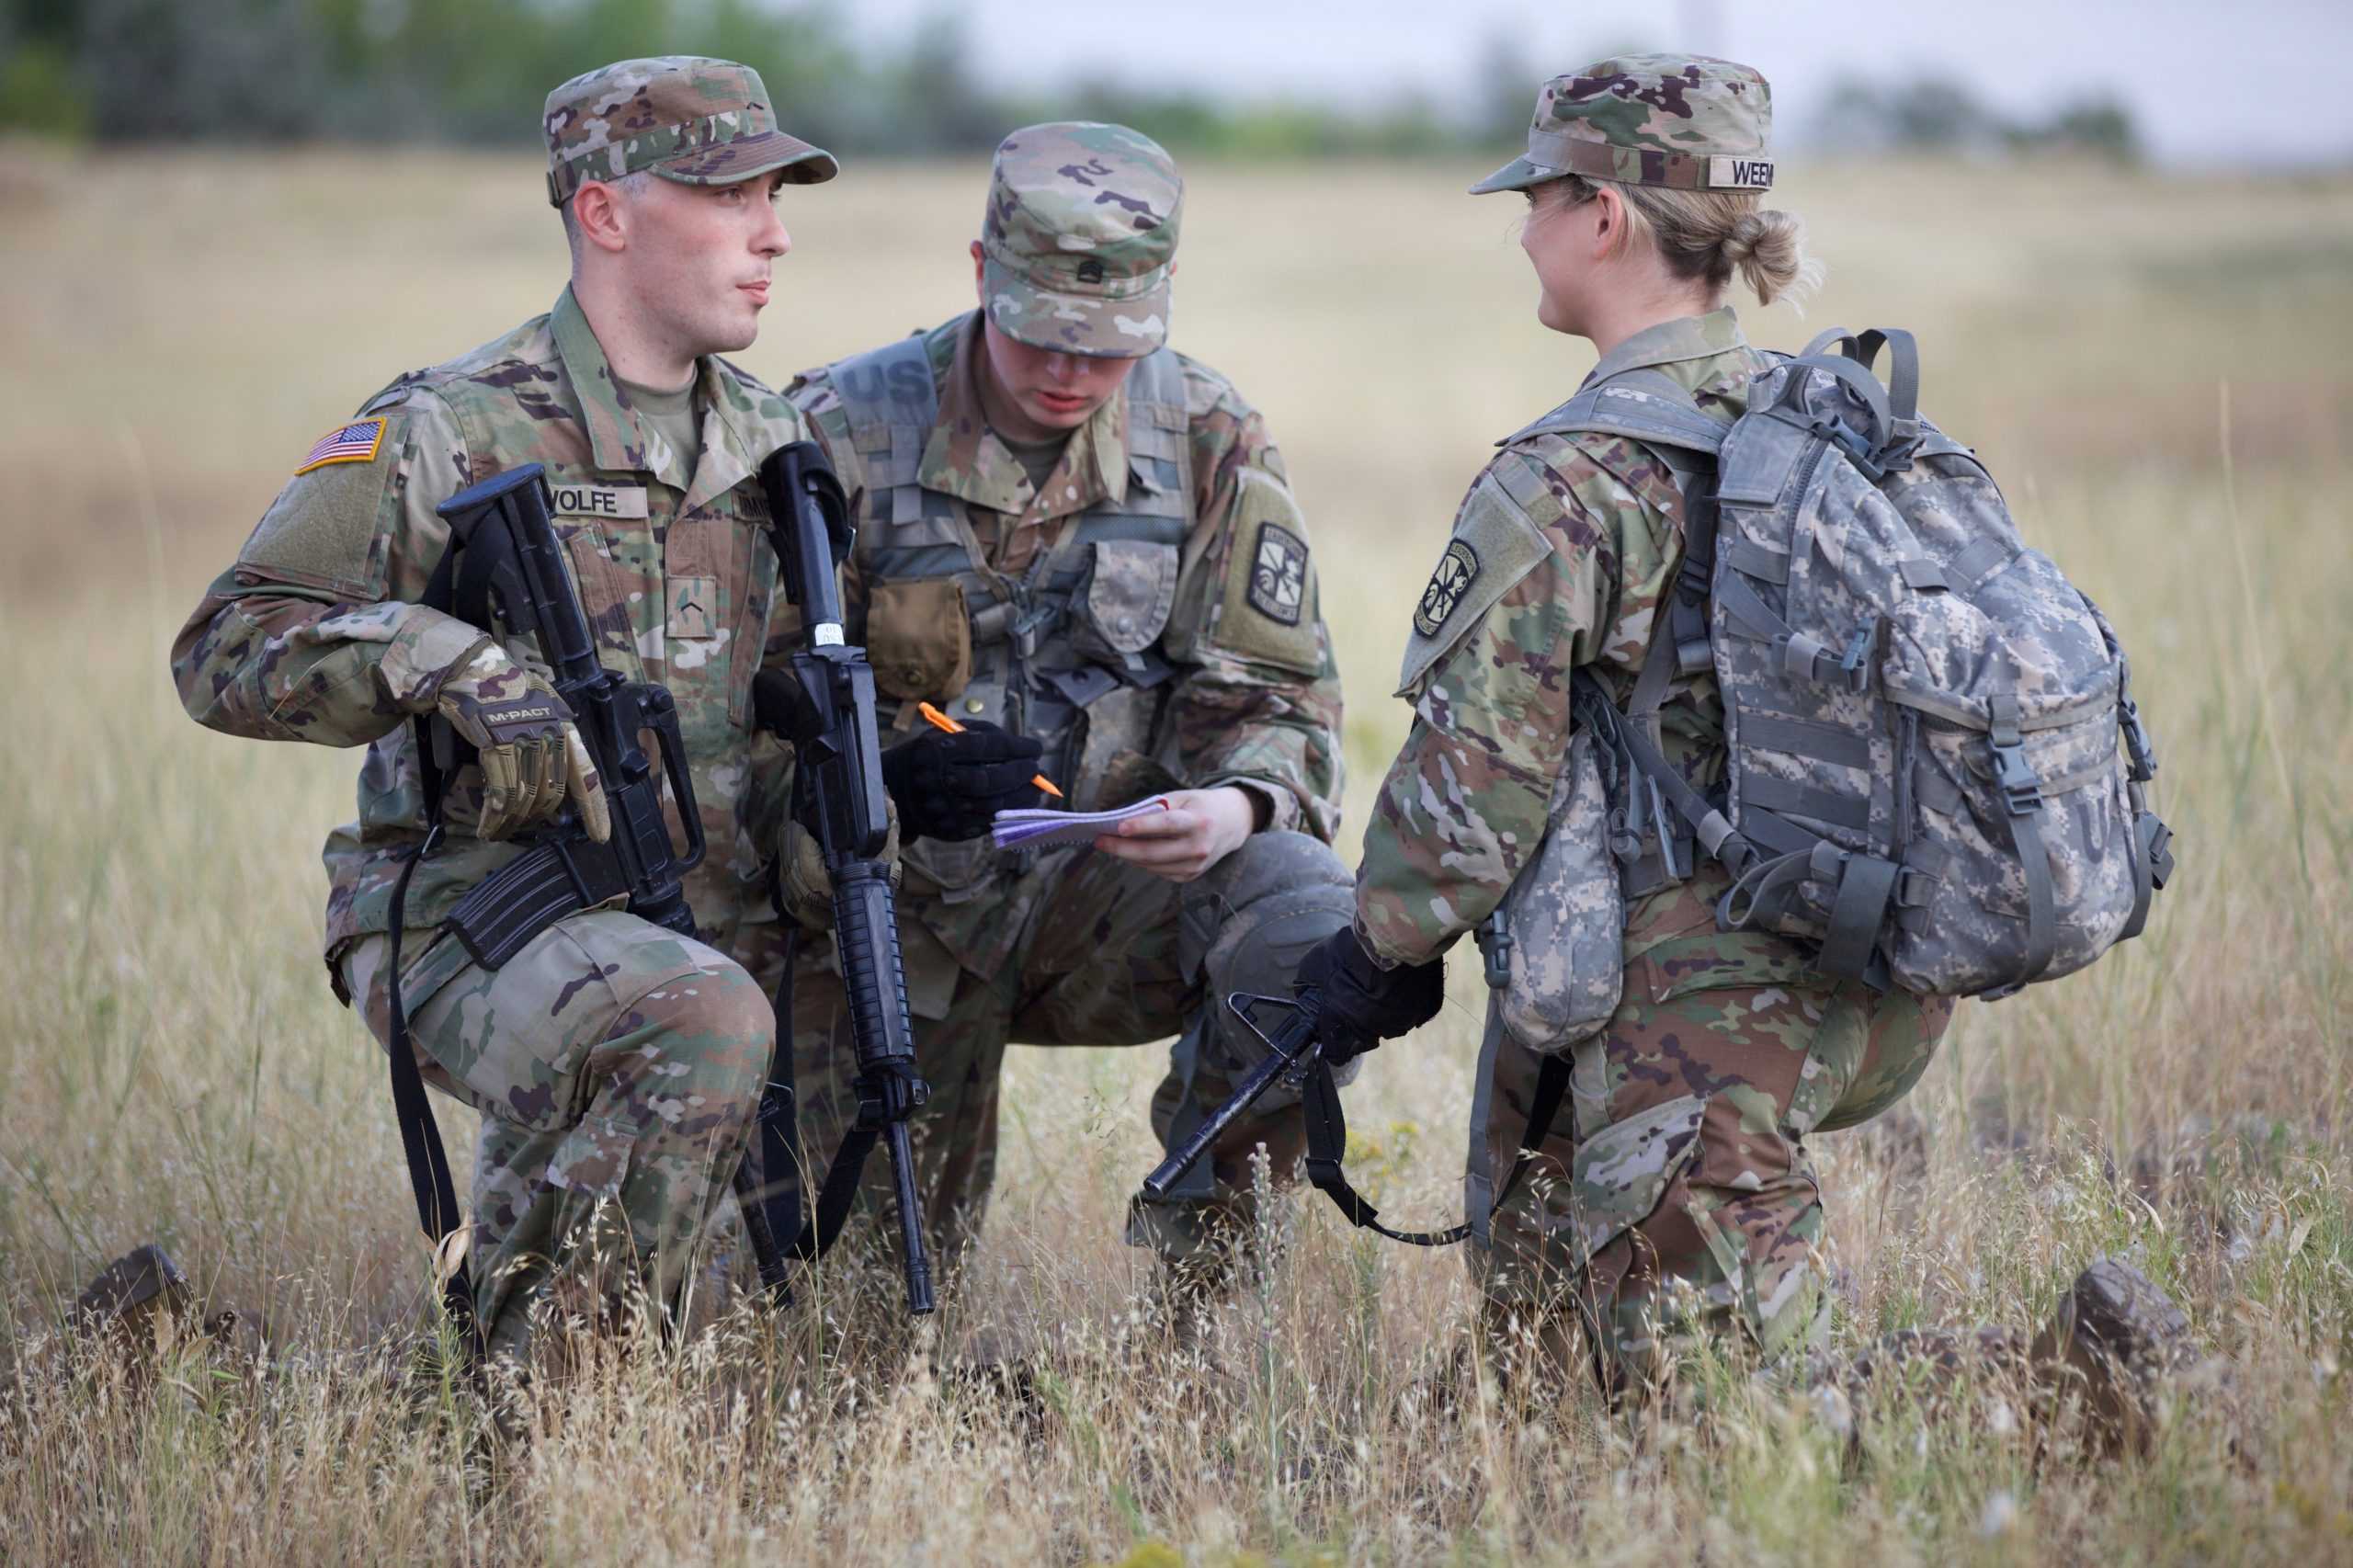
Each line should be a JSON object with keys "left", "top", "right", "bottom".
{"left": 1394, "top": 464, "right": 1557, "bottom": 698}
{"left": 293, "top": 418, "right": 388, "bottom": 475}
{"left": 1246, "top": 521, "right": 1308, "bottom": 627}
{"left": 1204, "top": 471, "right": 1323, "bottom": 676}
{"left": 1413, "top": 540, "right": 1480, "bottom": 639}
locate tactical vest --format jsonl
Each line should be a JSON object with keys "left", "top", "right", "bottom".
{"left": 824, "top": 333, "right": 1195, "bottom": 900}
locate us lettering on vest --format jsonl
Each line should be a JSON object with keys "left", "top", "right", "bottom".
{"left": 551, "top": 483, "right": 651, "bottom": 519}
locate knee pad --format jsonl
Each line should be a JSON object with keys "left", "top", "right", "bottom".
{"left": 1189, "top": 831, "right": 1359, "bottom": 1085}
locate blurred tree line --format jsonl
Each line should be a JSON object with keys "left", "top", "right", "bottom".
{"left": 1816, "top": 72, "right": 2141, "bottom": 162}
{"left": 0, "top": 0, "right": 1465, "bottom": 153}
{"left": 0, "top": 0, "right": 2139, "bottom": 164}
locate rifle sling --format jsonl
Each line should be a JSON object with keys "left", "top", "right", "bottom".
{"left": 382, "top": 540, "right": 484, "bottom": 1362}
{"left": 1298, "top": 1046, "right": 1571, "bottom": 1250}
{"left": 739, "top": 894, "right": 908, "bottom": 1290}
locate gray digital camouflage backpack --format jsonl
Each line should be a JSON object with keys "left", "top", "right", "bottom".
{"left": 1528, "top": 326, "right": 2175, "bottom": 999}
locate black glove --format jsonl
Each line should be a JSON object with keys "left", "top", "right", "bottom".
{"left": 879, "top": 720, "right": 1045, "bottom": 842}
{"left": 1296, "top": 926, "right": 1444, "bottom": 1065}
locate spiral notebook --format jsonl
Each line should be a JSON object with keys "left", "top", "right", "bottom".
{"left": 990, "top": 795, "right": 1173, "bottom": 851}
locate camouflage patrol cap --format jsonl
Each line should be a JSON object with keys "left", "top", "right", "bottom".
{"left": 981, "top": 122, "right": 1182, "bottom": 358}
{"left": 542, "top": 56, "right": 838, "bottom": 209}
{"left": 1471, "top": 55, "right": 1774, "bottom": 197}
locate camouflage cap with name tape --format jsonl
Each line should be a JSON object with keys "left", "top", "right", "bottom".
{"left": 981, "top": 121, "right": 1183, "bottom": 358}
{"left": 1472, "top": 54, "right": 1774, "bottom": 197}
{"left": 543, "top": 55, "right": 838, "bottom": 208}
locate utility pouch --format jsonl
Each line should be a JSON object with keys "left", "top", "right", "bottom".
{"left": 1071, "top": 540, "right": 1179, "bottom": 670}
{"left": 1493, "top": 727, "right": 1626, "bottom": 1055}
{"left": 866, "top": 576, "right": 972, "bottom": 703}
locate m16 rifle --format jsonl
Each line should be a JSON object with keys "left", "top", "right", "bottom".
{"left": 733, "top": 440, "right": 935, "bottom": 1316}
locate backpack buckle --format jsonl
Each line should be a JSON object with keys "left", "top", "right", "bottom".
{"left": 1992, "top": 740, "right": 2043, "bottom": 817}
{"left": 1837, "top": 619, "right": 1877, "bottom": 691}
{"left": 1815, "top": 417, "right": 1890, "bottom": 482}
{"left": 1474, "top": 909, "right": 1514, "bottom": 990}
{"left": 1876, "top": 426, "right": 1924, "bottom": 475}
{"left": 1605, "top": 806, "right": 1642, "bottom": 864}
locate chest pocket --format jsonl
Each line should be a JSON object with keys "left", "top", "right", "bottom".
{"left": 1071, "top": 538, "right": 1179, "bottom": 669}
{"left": 674, "top": 503, "right": 778, "bottom": 733}
{"left": 551, "top": 477, "right": 657, "bottom": 687}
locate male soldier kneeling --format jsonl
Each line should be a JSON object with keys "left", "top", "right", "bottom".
{"left": 173, "top": 58, "right": 974, "bottom": 1361}
{"left": 745, "top": 123, "right": 1357, "bottom": 1312}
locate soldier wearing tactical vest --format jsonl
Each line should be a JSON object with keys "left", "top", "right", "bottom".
{"left": 1287, "top": 57, "right": 2194, "bottom": 1420}
{"left": 168, "top": 58, "right": 984, "bottom": 1360}
{"left": 761, "top": 123, "right": 1355, "bottom": 1286}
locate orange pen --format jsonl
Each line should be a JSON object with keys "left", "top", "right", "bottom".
{"left": 916, "top": 702, "right": 1063, "bottom": 799}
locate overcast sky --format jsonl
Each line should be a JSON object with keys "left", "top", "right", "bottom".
{"left": 841, "top": 0, "right": 2352, "bottom": 167}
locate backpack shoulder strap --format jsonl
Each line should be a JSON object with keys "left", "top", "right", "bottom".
{"left": 1499, "top": 368, "right": 1728, "bottom": 472}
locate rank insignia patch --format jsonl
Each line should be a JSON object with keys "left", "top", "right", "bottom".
{"left": 294, "top": 418, "right": 388, "bottom": 475}
{"left": 1246, "top": 521, "right": 1308, "bottom": 626}
{"left": 1414, "top": 540, "right": 1480, "bottom": 638}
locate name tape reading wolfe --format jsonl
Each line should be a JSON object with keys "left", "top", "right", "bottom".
{"left": 551, "top": 483, "right": 651, "bottom": 519}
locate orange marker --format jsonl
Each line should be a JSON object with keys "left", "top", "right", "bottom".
{"left": 917, "top": 702, "right": 1063, "bottom": 799}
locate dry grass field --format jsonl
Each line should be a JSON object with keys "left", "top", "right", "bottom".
{"left": 2, "top": 142, "right": 2350, "bottom": 1563}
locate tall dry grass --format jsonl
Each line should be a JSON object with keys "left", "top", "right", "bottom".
{"left": 1, "top": 143, "right": 2348, "bottom": 1563}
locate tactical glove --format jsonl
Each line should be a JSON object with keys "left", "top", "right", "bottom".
{"left": 880, "top": 720, "right": 1045, "bottom": 842}
{"left": 434, "top": 644, "right": 611, "bottom": 845}
{"left": 1296, "top": 926, "right": 1444, "bottom": 1065}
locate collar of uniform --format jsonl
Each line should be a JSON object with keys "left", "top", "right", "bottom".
{"left": 551, "top": 286, "right": 696, "bottom": 494}
{"left": 1580, "top": 306, "right": 1748, "bottom": 390}
{"left": 682, "top": 359, "right": 776, "bottom": 515}
{"left": 919, "top": 312, "right": 1131, "bottom": 519}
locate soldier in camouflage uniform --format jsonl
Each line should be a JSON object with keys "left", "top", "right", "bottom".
{"left": 1310, "top": 55, "right": 2193, "bottom": 1415}
{"left": 171, "top": 58, "right": 866, "bottom": 1359}
{"left": 749, "top": 123, "right": 1355, "bottom": 1279}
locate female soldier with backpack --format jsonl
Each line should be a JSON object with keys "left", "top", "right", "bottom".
{"left": 1288, "top": 54, "right": 2184, "bottom": 1408}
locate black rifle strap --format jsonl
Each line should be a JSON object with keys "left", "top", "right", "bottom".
{"left": 378, "top": 548, "right": 484, "bottom": 1362}
{"left": 750, "top": 909, "right": 892, "bottom": 1271}
{"left": 730, "top": 922, "right": 797, "bottom": 1302}
{"left": 1301, "top": 1044, "right": 1619, "bottom": 1387}
{"left": 1487, "top": 1050, "right": 1574, "bottom": 1217}
{"left": 1300, "top": 1060, "right": 1471, "bottom": 1246}
{"left": 1298, "top": 1045, "right": 1573, "bottom": 1250}
{"left": 795, "top": 1125, "right": 884, "bottom": 1261}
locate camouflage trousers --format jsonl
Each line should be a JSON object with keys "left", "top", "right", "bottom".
{"left": 733, "top": 830, "right": 1356, "bottom": 1267}
{"left": 1466, "top": 931, "right": 1956, "bottom": 1400}
{"left": 339, "top": 911, "right": 774, "bottom": 1359}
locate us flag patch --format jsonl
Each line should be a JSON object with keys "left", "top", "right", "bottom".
{"left": 294, "top": 418, "right": 388, "bottom": 475}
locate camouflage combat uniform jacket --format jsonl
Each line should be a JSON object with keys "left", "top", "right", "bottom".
{"left": 1358, "top": 309, "right": 1955, "bottom": 1384}
{"left": 785, "top": 310, "right": 1346, "bottom": 983}
{"left": 1362, "top": 307, "right": 1768, "bottom": 967}
{"left": 173, "top": 287, "right": 808, "bottom": 989}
